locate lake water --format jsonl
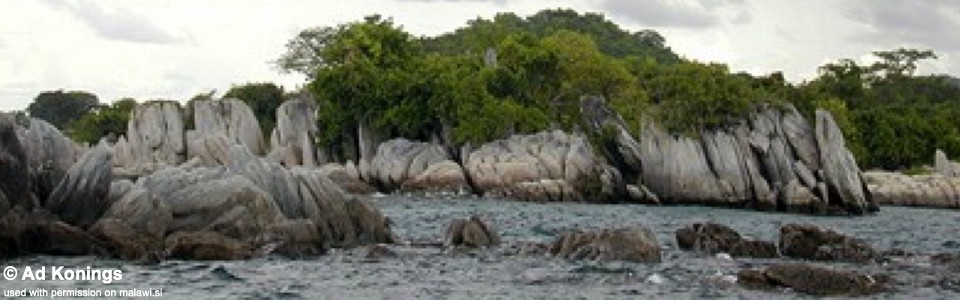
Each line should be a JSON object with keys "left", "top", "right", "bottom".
{"left": 3, "top": 196, "right": 959, "bottom": 299}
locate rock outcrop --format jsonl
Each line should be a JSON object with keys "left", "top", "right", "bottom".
{"left": 191, "top": 98, "right": 265, "bottom": 156}
{"left": 675, "top": 223, "right": 778, "bottom": 258}
{"left": 45, "top": 145, "right": 114, "bottom": 229}
{"left": 935, "top": 149, "right": 960, "bottom": 177}
{"left": 15, "top": 116, "right": 83, "bottom": 203}
{"left": 0, "top": 114, "right": 38, "bottom": 210}
{"left": 549, "top": 226, "right": 661, "bottom": 263}
{"left": 445, "top": 215, "right": 500, "bottom": 248}
{"left": 739, "top": 264, "right": 888, "bottom": 296}
{"left": 369, "top": 138, "right": 469, "bottom": 194}
{"left": 865, "top": 171, "right": 960, "bottom": 208}
{"left": 581, "top": 96, "right": 875, "bottom": 215}
{"left": 114, "top": 101, "right": 186, "bottom": 170}
{"left": 270, "top": 97, "right": 320, "bottom": 167}
{"left": 779, "top": 224, "right": 878, "bottom": 263}
{"left": 464, "top": 130, "right": 618, "bottom": 202}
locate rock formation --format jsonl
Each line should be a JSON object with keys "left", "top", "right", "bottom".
{"left": 464, "top": 130, "right": 619, "bottom": 202}
{"left": 779, "top": 223, "right": 878, "bottom": 263}
{"left": 45, "top": 145, "right": 114, "bottom": 229}
{"left": 114, "top": 101, "right": 186, "bottom": 171}
{"left": 1, "top": 114, "right": 38, "bottom": 210}
{"left": 581, "top": 96, "right": 876, "bottom": 215}
{"left": 739, "top": 264, "right": 888, "bottom": 296}
{"left": 369, "top": 138, "right": 469, "bottom": 194}
{"left": 191, "top": 98, "right": 266, "bottom": 156}
{"left": 865, "top": 171, "right": 960, "bottom": 208}
{"left": 445, "top": 215, "right": 500, "bottom": 248}
{"left": 935, "top": 149, "right": 960, "bottom": 177}
{"left": 270, "top": 97, "right": 320, "bottom": 167}
{"left": 549, "top": 226, "right": 661, "bottom": 263}
{"left": 14, "top": 116, "right": 82, "bottom": 203}
{"left": 675, "top": 223, "right": 778, "bottom": 258}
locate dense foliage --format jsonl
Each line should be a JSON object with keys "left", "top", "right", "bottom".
{"left": 27, "top": 90, "right": 100, "bottom": 129}
{"left": 22, "top": 10, "right": 959, "bottom": 172}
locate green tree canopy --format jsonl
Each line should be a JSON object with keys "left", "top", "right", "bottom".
{"left": 66, "top": 98, "right": 136, "bottom": 145}
{"left": 27, "top": 90, "right": 100, "bottom": 129}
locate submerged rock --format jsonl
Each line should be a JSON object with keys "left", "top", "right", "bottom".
{"left": 445, "top": 215, "right": 501, "bottom": 248}
{"left": 739, "top": 264, "right": 888, "bottom": 296}
{"left": 675, "top": 223, "right": 778, "bottom": 258}
{"left": 550, "top": 226, "right": 661, "bottom": 263}
{"left": 779, "top": 223, "right": 878, "bottom": 263}
{"left": 165, "top": 231, "right": 253, "bottom": 261}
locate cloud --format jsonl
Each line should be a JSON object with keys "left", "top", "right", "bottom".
{"left": 396, "top": 0, "right": 507, "bottom": 3}
{"left": 598, "top": 0, "right": 749, "bottom": 28}
{"left": 843, "top": 0, "right": 960, "bottom": 51}
{"left": 39, "top": 0, "right": 181, "bottom": 44}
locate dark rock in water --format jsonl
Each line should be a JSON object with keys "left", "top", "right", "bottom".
{"left": 90, "top": 219, "right": 162, "bottom": 263}
{"left": 445, "top": 215, "right": 500, "bottom": 248}
{"left": 675, "top": 223, "right": 778, "bottom": 258}
{"left": 738, "top": 263, "right": 888, "bottom": 296}
{"left": 345, "top": 198, "right": 397, "bottom": 246}
{"left": 0, "top": 208, "right": 106, "bottom": 258}
{"left": 676, "top": 223, "right": 742, "bottom": 253}
{"left": 45, "top": 145, "right": 114, "bottom": 229}
{"left": 0, "top": 114, "right": 37, "bottom": 210}
{"left": 779, "top": 223, "right": 878, "bottom": 263}
{"left": 165, "top": 231, "right": 253, "bottom": 261}
{"left": 550, "top": 226, "right": 661, "bottom": 263}
{"left": 730, "top": 240, "right": 778, "bottom": 258}
{"left": 267, "top": 219, "right": 326, "bottom": 258}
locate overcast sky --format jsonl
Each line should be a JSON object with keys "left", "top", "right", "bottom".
{"left": 2, "top": 0, "right": 958, "bottom": 111}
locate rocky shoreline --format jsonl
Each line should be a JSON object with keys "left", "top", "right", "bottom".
{"left": 1, "top": 96, "right": 954, "bottom": 297}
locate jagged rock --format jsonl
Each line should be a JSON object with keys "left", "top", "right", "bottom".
{"left": 739, "top": 264, "right": 888, "bottom": 296}
{"left": 185, "top": 132, "right": 232, "bottom": 166}
{"left": 45, "top": 145, "right": 114, "bottom": 228}
{"left": 465, "top": 130, "right": 612, "bottom": 202}
{"left": 865, "top": 171, "right": 960, "bottom": 208}
{"left": 165, "top": 231, "right": 253, "bottom": 260}
{"left": 779, "top": 224, "right": 878, "bottom": 263}
{"left": 935, "top": 149, "right": 960, "bottom": 177}
{"left": 90, "top": 219, "right": 161, "bottom": 262}
{"left": 345, "top": 198, "right": 397, "bottom": 245}
{"left": 192, "top": 98, "right": 265, "bottom": 155}
{"left": 550, "top": 226, "right": 661, "bottom": 263}
{"left": 445, "top": 215, "right": 500, "bottom": 248}
{"left": 370, "top": 138, "right": 468, "bottom": 193}
{"left": 270, "top": 98, "right": 319, "bottom": 167}
{"left": 160, "top": 174, "right": 284, "bottom": 240}
{"left": 581, "top": 96, "right": 873, "bottom": 215}
{"left": 625, "top": 184, "right": 660, "bottom": 204}
{"left": 117, "top": 101, "right": 185, "bottom": 169}
{"left": 0, "top": 114, "right": 37, "bottom": 210}
{"left": 13, "top": 116, "right": 82, "bottom": 203}
{"left": 815, "top": 110, "right": 873, "bottom": 213}
{"left": 675, "top": 223, "right": 778, "bottom": 258}
{"left": 92, "top": 184, "right": 172, "bottom": 261}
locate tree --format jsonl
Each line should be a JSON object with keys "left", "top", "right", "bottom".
{"left": 66, "top": 98, "right": 136, "bottom": 144}
{"left": 275, "top": 26, "right": 342, "bottom": 79}
{"left": 27, "top": 90, "right": 100, "bottom": 129}
{"left": 223, "top": 82, "right": 285, "bottom": 134}
{"left": 870, "top": 48, "right": 936, "bottom": 77}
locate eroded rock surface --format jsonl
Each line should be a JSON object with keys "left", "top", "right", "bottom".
{"left": 550, "top": 226, "right": 661, "bottom": 263}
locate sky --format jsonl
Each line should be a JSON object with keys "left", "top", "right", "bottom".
{"left": 1, "top": 0, "right": 958, "bottom": 111}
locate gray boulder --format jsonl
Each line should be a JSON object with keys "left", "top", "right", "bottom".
{"left": 117, "top": 101, "right": 185, "bottom": 169}
{"left": 865, "top": 171, "right": 960, "bottom": 208}
{"left": 465, "top": 130, "right": 612, "bottom": 202}
{"left": 14, "top": 116, "right": 80, "bottom": 203}
{"left": 192, "top": 98, "right": 265, "bottom": 155}
{"left": 45, "top": 145, "right": 114, "bottom": 228}
{"left": 779, "top": 223, "right": 878, "bottom": 263}
{"left": 739, "top": 264, "right": 888, "bottom": 296}
{"left": 0, "top": 114, "right": 37, "bottom": 210}
{"left": 270, "top": 98, "right": 319, "bottom": 167}
{"left": 550, "top": 226, "right": 661, "bottom": 263}
{"left": 369, "top": 138, "right": 468, "bottom": 193}
{"left": 815, "top": 110, "right": 873, "bottom": 213}
{"left": 445, "top": 215, "right": 500, "bottom": 248}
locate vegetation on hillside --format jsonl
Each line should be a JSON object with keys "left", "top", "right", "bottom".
{"left": 20, "top": 9, "right": 960, "bottom": 171}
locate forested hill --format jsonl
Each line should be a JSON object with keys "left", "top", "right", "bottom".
{"left": 18, "top": 9, "right": 960, "bottom": 172}
{"left": 423, "top": 9, "right": 680, "bottom": 64}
